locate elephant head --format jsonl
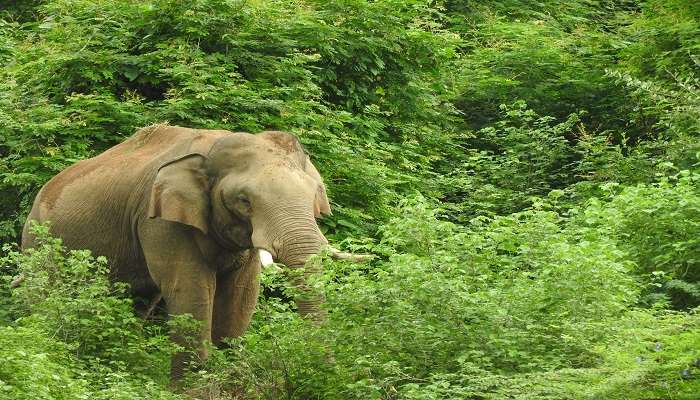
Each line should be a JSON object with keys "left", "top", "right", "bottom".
{"left": 148, "top": 130, "right": 332, "bottom": 318}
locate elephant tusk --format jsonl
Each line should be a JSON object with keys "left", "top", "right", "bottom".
{"left": 259, "top": 249, "right": 274, "bottom": 267}
{"left": 328, "top": 247, "right": 375, "bottom": 263}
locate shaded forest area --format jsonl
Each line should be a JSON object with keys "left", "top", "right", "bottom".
{"left": 1, "top": 0, "right": 699, "bottom": 399}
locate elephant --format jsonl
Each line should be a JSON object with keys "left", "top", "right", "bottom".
{"left": 21, "top": 124, "right": 344, "bottom": 379}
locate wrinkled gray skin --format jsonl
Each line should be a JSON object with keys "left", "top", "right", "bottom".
{"left": 22, "top": 125, "right": 331, "bottom": 380}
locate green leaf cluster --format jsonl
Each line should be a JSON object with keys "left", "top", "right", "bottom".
{"left": 0, "top": 225, "right": 179, "bottom": 399}
{"left": 186, "top": 190, "right": 698, "bottom": 399}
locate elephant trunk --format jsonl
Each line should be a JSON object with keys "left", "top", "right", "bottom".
{"left": 254, "top": 206, "right": 328, "bottom": 319}
{"left": 280, "top": 239, "right": 327, "bottom": 319}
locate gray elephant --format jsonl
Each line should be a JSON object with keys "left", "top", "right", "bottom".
{"left": 22, "top": 124, "right": 342, "bottom": 379}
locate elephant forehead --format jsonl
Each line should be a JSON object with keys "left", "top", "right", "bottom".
{"left": 257, "top": 165, "right": 316, "bottom": 195}
{"left": 212, "top": 142, "right": 306, "bottom": 172}
{"left": 258, "top": 131, "right": 305, "bottom": 154}
{"left": 190, "top": 130, "right": 231, "bottom": 154}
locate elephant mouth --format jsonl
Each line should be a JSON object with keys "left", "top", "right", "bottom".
{"left": 210, "top": 224, "right": 243, "bottom": 252}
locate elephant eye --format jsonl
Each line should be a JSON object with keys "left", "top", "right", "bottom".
{"left": 236, "top": 194, "right": 251, "bottom": 208}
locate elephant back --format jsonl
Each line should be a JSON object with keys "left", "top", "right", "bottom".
{"left": 23, "top": 125, "right": 230, "bottom": 257}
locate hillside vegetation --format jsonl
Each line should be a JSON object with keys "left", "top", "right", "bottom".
{"left": 1, "top": 1, "right": 699, "bottom": 399}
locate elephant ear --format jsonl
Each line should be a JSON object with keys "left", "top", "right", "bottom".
{"left": 148, "top": 154, "right": 210, "bottom": 234}
{"left": 304, "top": 156, "right": 332, "bottom": 218}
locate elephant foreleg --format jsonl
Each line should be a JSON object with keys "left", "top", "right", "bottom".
{"left": 212, "top": 249, "right": 261, "bottom": 345}
{"left": 160, "top": 269, "right": 216, "bottom": 382}
{"left": 139, "top": 221, "right": 217, "bottom": 382}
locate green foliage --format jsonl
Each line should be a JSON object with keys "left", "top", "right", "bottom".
{"left": 584, "top": 310, "right": 700, "bottom": 400}
{"left": 606, "top": 0, "right": 700, "bottom": 169}
{"left": 0, "top": 224, "right": 180, "bottom": 399}
{"left": 0, "top": 326, "right": 89, "bottom": 400}
{"left": 620, "top": 0, "right": 700, "bottom": 81}
{"left": 582, "top": 170, "right": 700, "bottom": 309}
{"left": 0, "top": 324, "right": 183, "bottom": 400}
{"left": 441, "top": 102, "right": 582, "bottom": 219}
{"left": 181, "top": 195, "right": 700, "bottom": 399}
{"left": 329, "top": 196, "right": 636, "bottom": 378}
{"left": 448, "top": 0, "right": 637, "bottom": 132}
{"left": 5, "top": 224, "right": 175, "bottom": 374}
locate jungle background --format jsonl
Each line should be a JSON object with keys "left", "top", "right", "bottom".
{"left": 1, "top": 0, "right": 699, "bottom": 399}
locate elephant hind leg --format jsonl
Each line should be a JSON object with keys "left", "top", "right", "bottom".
{"left": 212, "top": 250, "right": 261, "bottom": 346}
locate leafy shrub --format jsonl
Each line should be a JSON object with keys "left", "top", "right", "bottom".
{"left": 449, "top": 1, "right": 637, "bottom": 133}
{"left": 5, "top": 223, "right": 174, "bottom": 375}
{"left": 607, "top": 0, "right": 700, "bottom": 170}
{"left": 619, "top": 0, "right": 700, "bottom": 83}
{"left": 186, "top": 195, "right": 641, "bottom": 399}
{"left": 441, "top": 102, "right": 582, "bottom": 220}
{"left": 581, "top": 170, "right": 700, "bottom": 309}
{"left": 591, "top": 309, "right": 700, "bottom": 399}
{"left": 0, "top": 324, "right": 183, "bottom": 400}
{"left": 1, "top": 224, "right": 179, "bottom": 398}
{"left": 0, "top": 325, "right": 90, "bottom": 400}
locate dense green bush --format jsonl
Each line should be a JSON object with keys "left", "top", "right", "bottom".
{"left": 0, "top": 0, "right": 461, "bottom": 241}
{"left": 0, "top": 326, "right": 89, "bottom": 400}
{"left": 582, "top": 170, "right": 700, "bottom": 309}
{"left": 181, "top": 195, "right": 698, "bottom": 399}
{"left": 440, "top": 102, "right": 582, "bottom": 219}
{"left": 584, "top": 310, "right": 700, "bottom": 400}
{"left": 446, "top": 0, "right": 638, "bottom": 132}
{"left": 609, "top": 0, "right": 700, "bottom": 170}
{"left": 5, "top": 224, "right": 174, "bottom": 373}
{"left": 0, "top": 224, "right": 179, "bottom": 399}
